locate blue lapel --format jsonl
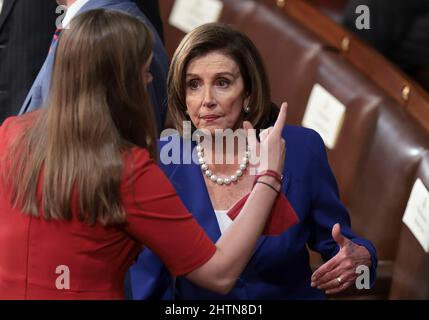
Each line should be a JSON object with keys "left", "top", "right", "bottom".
{"left": 168, "top": 161, "right": 222, "bottom": 243}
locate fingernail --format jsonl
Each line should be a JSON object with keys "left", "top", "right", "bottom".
{"left": 311, "top": 282, "right": 315, "bottom": 287}
{"left": 317, "top": 286, "right": 321, "bottom": 290}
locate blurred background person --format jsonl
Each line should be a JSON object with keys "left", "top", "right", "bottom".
{"left": 19, "top": 0, "right": 169, "bottom": 133}
{"left": 132, "top": 0, "right": 164, "bottom": 43}
{"left": 0, "top": 0, "right": 57, "bottom": 123}
{"left": 343, "top": 0, "right": 429, "bottom": 91}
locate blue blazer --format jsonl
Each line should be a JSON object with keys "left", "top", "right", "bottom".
{"left": 19, "top": 0, "right": 169, "bottom": 132}
{"left": 128, "top": 126, "right": 378, "bottom": 299}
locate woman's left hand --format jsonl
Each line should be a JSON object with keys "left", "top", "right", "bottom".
{"left": 310, "top": 223, "right": 372, "bottom": 295}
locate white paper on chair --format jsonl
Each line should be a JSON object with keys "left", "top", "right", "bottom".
{"left": 169, "top": 0, "right": 224, "bottom": 33}
{"left": 302, "top": 83, "right": 346, "bottom": 149}
{"left": 402, "top": 178, "right": 429, "bottom": 253}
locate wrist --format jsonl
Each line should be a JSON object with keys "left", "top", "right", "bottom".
{"left": 256, "top": 170, "right": 282, "bottom": 183}
{"left": 255, "top": 175, "right": 281, "bottom": 193}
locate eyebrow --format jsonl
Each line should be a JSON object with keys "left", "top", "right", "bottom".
{"left": 186, "top": 72, "right": 238, "bottom": 78}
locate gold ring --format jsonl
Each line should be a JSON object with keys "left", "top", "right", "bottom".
{"left": 337, "top": 277, "right": 342, "bottom": 285}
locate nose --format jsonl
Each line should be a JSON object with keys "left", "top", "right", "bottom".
{"left": 202, "top": 86, "right": 217, "bottom": 108}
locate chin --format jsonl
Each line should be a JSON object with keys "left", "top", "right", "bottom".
{"left": 202, "top": 125, "right": 229, "bottom": 134}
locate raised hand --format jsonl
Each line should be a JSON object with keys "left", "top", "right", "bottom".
{"left": 244, "top": 102, "right": 288, "bottom": 175}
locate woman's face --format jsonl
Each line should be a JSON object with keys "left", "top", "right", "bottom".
{"left": 185, "top": 51, "right": 249, "bottom": 133}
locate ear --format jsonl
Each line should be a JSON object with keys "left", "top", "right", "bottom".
{"left": 184, "top": 108, "right": 190, "bottom": 117}
{"left": 243, "top": 94, "right": 251, "bottom": 113}
{"left": 244, "top": 94, "right": 250, "bottom": 108}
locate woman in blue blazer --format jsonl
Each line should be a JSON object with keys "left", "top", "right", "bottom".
{"left": 128, "top": 23, "right": 377, "bottom": 300}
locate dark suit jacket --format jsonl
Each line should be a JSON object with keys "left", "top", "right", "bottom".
{"left": 0, "top": 0, "right": 57, "bottom": 123}
{"left": 132, "top": 0, "right": 164, "bottom": 43}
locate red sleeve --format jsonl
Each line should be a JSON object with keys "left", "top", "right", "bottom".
{"left": 120, "top": 148, "right": 216, "bottom": 276}
{"left": 227, "top": 192, "right": 299, "bottom": 236}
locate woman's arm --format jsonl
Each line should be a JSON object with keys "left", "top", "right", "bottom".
{"left": 185, "top": 175, "right": 281, "bottom": 294}
{"left": 125, "top": 104, "right": 289, "bottom": 295}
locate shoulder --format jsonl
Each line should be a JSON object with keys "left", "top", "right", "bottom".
{"left": 120, "top": 2, "right": 144, "bottom": 16}
{"left": 0, "top": 116, "right": 18, "bottom": 136}
{"left": 109, "top": 2, "right": 157, "bottom": 33}
{"left": 282, "top": 125, "right": 326, "bottom": 157}
{"left": 106, "top": 2, "right": 167, "bottom": 60}
{"left": 123, "top": 147, "right": 153, "bottom": 171}
{"left": 97, "top": 2, "right": 146, "bottom": 22}
{"left": 121, "top": 146, "right": 163, "bottom": 192}
{"left": 0, "top": 112, "right": 39, "bottom": 139}
{"left": 0, "top": 117, "right": 18, "bottom": 153}
{"left": 0, "top": 113, "right": 40, "bottom": 160}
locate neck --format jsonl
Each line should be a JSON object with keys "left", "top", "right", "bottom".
{"left": 201, "top": 135, "right": 247, "bottom": 175}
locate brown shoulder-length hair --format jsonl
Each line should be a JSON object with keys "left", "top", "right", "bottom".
{"left": 168, "top": 22, "right": 276, "bottom": 134}
{"left": 3, "top": 9, "right": 157, "bottom": 225}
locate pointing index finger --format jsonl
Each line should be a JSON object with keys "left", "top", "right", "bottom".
{"left": 273, "top": 102, "right": 288, "bottom": 134}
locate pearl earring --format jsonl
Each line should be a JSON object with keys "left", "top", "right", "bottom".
{"left": 244, "top": 106, "right": 250, "bottom": 113}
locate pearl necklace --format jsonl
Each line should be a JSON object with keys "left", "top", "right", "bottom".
{"left": 197, "top": 142, "right": 250, "bottom": 185}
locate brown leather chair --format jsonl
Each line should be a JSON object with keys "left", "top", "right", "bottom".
{"left": 389, "top": 225, "right": 429, "bottom": 299}
{"left": 295, "top": 50, "right": 383, "bottom": 205}
{"left": 389, "top": 153, "right": 429, "bottom": 299}
{"left": 326, "top": 98, "right": 429, "bottom": 299}
{"left": 347, "top": 101, "right": 429, "bottom": 261}
{"left": 265, "top": 0, "right": 429, "bottom": 133}
{"left": 305, "top": 0, "right": 348, "bottom": 23}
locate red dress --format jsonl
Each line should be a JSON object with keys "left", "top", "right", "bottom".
{"left": 0, "top": 115, "right": 216, "bottom": 299}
